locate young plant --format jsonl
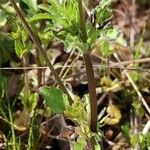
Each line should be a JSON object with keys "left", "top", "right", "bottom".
{"left": 36, "top": 0, "right": 119, "bottom": 148}
{"left": 34, "top": 0, "right": 121, "bottom": 144}
{"left": 39, "top": 86, "right": 102, "bottom": 149}
{"left": 9, "top": 0, "right": 129, "bottom": 149}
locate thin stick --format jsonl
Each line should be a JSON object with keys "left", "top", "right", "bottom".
{"left": 110, "top": 57, "right": 150, "bottom": 67}
{"left": 61, "top": 52, "right": 80, "bottom": 80}
{"left": 1, "top": 64, "right": 150, "bottom": 73}
{"left": 92, "top": 54, "right": 150, "bottom": 67}
{"left": 9, "top": 0, "right": 73, "bottom": 104}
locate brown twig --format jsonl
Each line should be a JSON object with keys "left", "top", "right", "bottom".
{"left": 2, "top": 55, "right": 150, "bottom": 70}
{"left": 1, "top": 63, "right": 150, "bottom": 72}
{"left": 93, "top": 55, "right": 150, "bottom": 67}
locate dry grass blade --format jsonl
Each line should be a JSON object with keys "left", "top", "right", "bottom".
{"left": 142, "top": 120, "right": 150, "bottom": 135}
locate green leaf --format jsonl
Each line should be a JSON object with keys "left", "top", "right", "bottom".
{"left": 87, "top": 24, "right": 100, "bottom": 47}
{"left": 130, "top": 71, "right": 139, "bottom": 82}
{"left": 146, "top": 133, "right": 150, "bottom": 147}
{"left": 64, "top": 33, "right": 77, "bottom": 53}
{"left": 96, "top": 28, "right": 126, "bottom": 57}
{"left": 100, "top": 0, "right": 111, "bottom": 9}
{"left": 20, "top": 88, "right": 38, "bottom": 112}
{"left": 27, "top": 93, "right": 38, "bottom": 112}
{"left": 38, "top": 29, "right": 54, "bottom": 47}
{"left": 64, "top": 99, "right": 86, "bottom": 123}
{"left": 130, "top": 134, "right": 139, "bottom": 148}
{"left": 22, "top": 0, "right": 38, "bottom": 12}
{"left": 95, "top": 0, "right": 112, "bottom": 24}
{"left": 39, "top": 86, "right": 67, "bottom": 113}
{"left": 2, "top": 5, "right": 15, "bottom": 14}
{"left": 132, "top": 100, "right": 144, "bottom": 118}
{"left": 38, "top": 0, "right": 79, "bottom": 36}
{"left": 73, "top": 137, "right": 86, "bottom": 150}
{"left": 105, "top": 28, "right": 126, "bottom": 46}
{"left": 14, "top": 39, "right": 25, "bottom": 58}
{"left": 0, "top": 33, "right": 14, "bottom": 65}
{"left": 12, "top": 26, "right": 30, "bottom": 58}
{"left": 29, "top": 13, "right": 52, "bottom": 22}
{"left": 0, "top": 10, "right": 7, "bottom": 27}
{"left": 95, "top": 145, "right": 101, "bottom": 150}
{"left": 121, "top": 123, "right": 130, "bottom": 139}
{"left": 134, "top": 26, "right": 145, "bottom": 59}
{"left": 100, "top": 40, "right": 112, "bottom": 57}
{"left": 0, "top": 0, "right": 8, "bottom": 4}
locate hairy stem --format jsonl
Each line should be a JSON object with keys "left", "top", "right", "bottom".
{"left": 77, "top": 0, "right": 88, "bottom": 43}
{"left": 83, "top": 53, "right": 97, "bottom": 132}
{"left": 10, "top": 0, "right": 73, "bottom": 104}
{"left": 77, "top": 0, "right": 97, "bottom": 133}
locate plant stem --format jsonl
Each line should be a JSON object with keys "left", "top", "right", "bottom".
{"left": 10, "top": 0, "right": 73, "bottom": 104}
{"left": 77, "top": 0, "right": 97, "bottom": 132}
{"left": 36, "top": 50, "right": 43, "bottom": 87}
{"left": 23, "top": 55, "right": 30, "bottom": 108}
{"left": 83, "top": 53, "right": 97, "bottom": 132}
{"left": 77, "top": 0, "right": 88, "bottom": 43}
{"left": 8, "top": 105, "right": 16, "bottom": 150}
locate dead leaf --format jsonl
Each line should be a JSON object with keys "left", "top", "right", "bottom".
{"left": 13, "top": 110, "right": 30, "bottom": 131}
{"left": 105, "top": 105, "right": 122, "bottom": 125}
